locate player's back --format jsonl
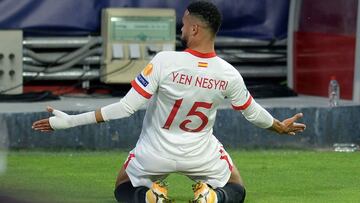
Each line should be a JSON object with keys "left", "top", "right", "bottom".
{"left": 133, "top": 49, "right": 240, "bottom": 159}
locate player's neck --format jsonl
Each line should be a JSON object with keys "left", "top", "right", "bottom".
{"left": 187, "top": 41, "right": 215, "bottom": 54}
{"left": 188, "top": 46, "right": 214, "bottom": 54}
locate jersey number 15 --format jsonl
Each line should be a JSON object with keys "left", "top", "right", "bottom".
{"left": 162, "top": 99, "right": 212, "bottom": 132}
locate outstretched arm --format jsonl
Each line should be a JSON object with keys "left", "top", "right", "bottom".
{"left": 227, "top": 70, "right": 306, "bottom": 136}
{"left": 240, "top": 99, "right": 306, "bottom": 136}
{"left": 32, "top": 88, "right": 148, "bottom": 132}
{"left": 31, "top": 107, "right": 104, "bottom": 132}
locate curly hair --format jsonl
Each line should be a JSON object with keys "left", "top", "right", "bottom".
{"left": 187, "top": 1, "right": 222, "bottom": 36}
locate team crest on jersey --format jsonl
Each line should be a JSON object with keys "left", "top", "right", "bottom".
{"left": 143, "top": 63, "right": 153, "bottom": 76}
{"left": 137, "top": 74, "right": 149, "bottom": 87}
{"left": 198, "top": 62, "right": 208, "bottom": 68}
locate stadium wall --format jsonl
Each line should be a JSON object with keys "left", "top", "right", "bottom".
{"left": 1, "top": 106, "right": 359, "bottom": 150}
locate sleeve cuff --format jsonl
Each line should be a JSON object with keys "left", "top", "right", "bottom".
{"left": 232, "top": 96, "right": 253, "bottom": 111}
{"left": 131, "top": 80, "right": 152, "bottom": 99}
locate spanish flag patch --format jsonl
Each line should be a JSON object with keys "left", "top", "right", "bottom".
{"left": 198, "top": 62, "right": 208, "bottom": 68}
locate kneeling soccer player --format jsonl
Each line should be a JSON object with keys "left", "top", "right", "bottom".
{"left": 32, "top": 1, "right": 306, "bottom": 202}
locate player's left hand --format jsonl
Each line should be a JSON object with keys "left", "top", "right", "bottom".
{"left": 271, "top": 113, "right": 306, "bottom": 135}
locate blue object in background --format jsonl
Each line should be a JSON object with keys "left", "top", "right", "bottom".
{"left": 0, "top": 0, "right": 289, "bottom": 40}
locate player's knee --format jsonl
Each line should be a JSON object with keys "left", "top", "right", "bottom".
{"left": 114, "top": 181, "right": 134, "bottom": 202}
{"left": 114, "top": 181, "right": 148, "bottom": 203}
{"left": 216, "top": 182, "right": 246, "bottom": 203}
{"left": 229, "top": 183, "right": 246, "bottom": 203}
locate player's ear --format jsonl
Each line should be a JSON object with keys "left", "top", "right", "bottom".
{"left": 192, "top": 24, "right": 196, "bottom": 31}
{"left": 191, "top": 24, "right": 199, "bottom": 36}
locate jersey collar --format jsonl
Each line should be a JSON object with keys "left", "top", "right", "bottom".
{"left": 185, "top": 48, "right": 217, "bottom": 58}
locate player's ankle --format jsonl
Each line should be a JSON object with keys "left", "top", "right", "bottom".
{"left": 146, "top": 180, "right": 172, "bottom": 203}
{"left": 191, "top": 181, "right": 218, "bottom": 203}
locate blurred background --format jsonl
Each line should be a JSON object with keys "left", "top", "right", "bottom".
{"left": 0, "top": 0, "right": 292, "bottom": 97}
{"left": 0, "top": 0, "right": 360, "bottom": 202}
{"left": 0, "top": 0, "right": 359, "bottom": 150}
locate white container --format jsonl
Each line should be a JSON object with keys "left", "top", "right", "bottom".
{"left": 328, "top": 76, "right": 340, "bottom": 107}
{"left": 333, "top": 143, "right": 359, "bottom": 152}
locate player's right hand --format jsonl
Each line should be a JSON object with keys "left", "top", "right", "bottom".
{"left": 270, "top": 113, "right": 306, "bottom": 136}
{"left": 32, "top": 106, "right": 72, "bottom": 132}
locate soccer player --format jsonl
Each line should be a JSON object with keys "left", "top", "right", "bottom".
{"left": 32, "top": 1, "right": 306, "bottom": 202}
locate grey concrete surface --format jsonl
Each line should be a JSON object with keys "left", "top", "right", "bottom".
{"left": 0, "top": 95, "right": 359, "bottom": 149}
{"left": 0, "top": 95, "right": 358, "bottom": 113}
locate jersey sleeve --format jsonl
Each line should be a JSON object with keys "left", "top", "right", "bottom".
{"left": 226, "top": 71, "right": 274, "bottom": 128}
{"left": 101, "top": 88, "right": 148, "bottom": 121}
{"left": 226, "top": 71, "right": 253, "bottom": 110}
{"left": 130, "top": 52, "right": 163, "bottom": 99}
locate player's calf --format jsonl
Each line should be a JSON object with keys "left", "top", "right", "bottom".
{"left": 114, "top": 181, "right": 148, "bottom": 203}
{"left": 215, "top": 182, "right": 246, "bottom": 203}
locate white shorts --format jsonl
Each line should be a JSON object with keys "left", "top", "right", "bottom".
{"left": 123, "top": 136, "right": 233, "bottom": 189}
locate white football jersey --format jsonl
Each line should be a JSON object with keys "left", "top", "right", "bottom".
{"left": 131, "top": 49, "right": 252, "bottom": 160}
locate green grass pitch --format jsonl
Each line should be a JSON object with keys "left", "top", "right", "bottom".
{"left": 0, "top": 150, "right": 359, "bottom": 203}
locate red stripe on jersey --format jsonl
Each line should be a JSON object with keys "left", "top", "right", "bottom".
{"left": 232, "top": 96, "right": 253, "bottom": 111}
{"left": 124, "top": 153, "right": 135, "bottom": 169}
{"left": 219, "top": 149, "right": 233, "bottom": 171}
{"left": 131, "top": 80, "right": 152, "bottom": 99}
{"left": 185, "top": 48, "right": 216, "bottom": 58}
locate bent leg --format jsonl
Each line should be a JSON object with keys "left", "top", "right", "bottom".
{"left": 115, "top": 165, "right": 130, "bottom": 187}
{"left": 215, "top": 165, "right": 246, "bottom": 203}
{"left": 228, "top": 164, "right": 244, "bottom": 186}
{"left": 115, "top": 147, "right": 176, "bottom": 202}
{"left": 114, "top": 166, "right": 148, "bottom": 203}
